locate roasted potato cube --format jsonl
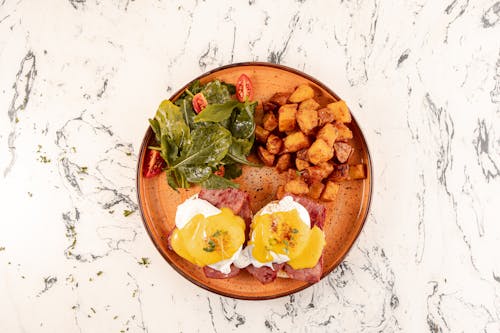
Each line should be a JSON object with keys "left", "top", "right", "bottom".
{"left": 307, "top": 139, "right": 334, "bottom": 165}
{"left": 276, "top": 153, "right": 292, "bottom": 172}
{"left": 295, "top": 158, "right": 310, "bottom": 171}
{"left": 348, "top": 164, "right": 366, "bottom": 180}
{"left": 284, "top": 178, "right": 309, "bottom": 195}
{"left": 255, "top": 125, "right": 270, "bottom": 143}
{"left": 327, "top": 100, "right": 352, "bottom": 123}
{"left": 278, "top": 104, "right": 297, "bottom": 132}
{"left": 299, "top": 98, "right": 320, "bottom": 112}
{"left": 334, "top": 122, "right": 353, "bottom": 141}
{"left": 329, "top": 164, "right": 349, "bottom": 182}
{"left": 321, "top": 181, "right": 340, "bottom": 201}
{"left": 296, "top": 109, "right": 318, "bottom": 135}
{"left": 308, "top": 182, "right": 325, "bottom": 200}
{"left": 303, "top": 163, "right": 332, "bottom": 184}
{"left": 266, "top": 134, "right": 283, "bottom": 155}
{"left": 276, "top": 185, "right": 286, "bottom": 199}
{"left": 257, "top": 146, "right": 275, "bottom": 166}
{"left": 296, "top": 149, "right": 309, "bottom": 161}
{"left": 317, "top": 123, "right": 338, "bottom": 147}
{"left": 270, "top": 92, "right": 290, "bottom": 106}
{"left": 263, "top": 101, "right": 278, "bottom": 112}
{"left": 283, "top": 131, "right": 310, "bottom": 153}
{"left": 262, "top": 112, "right": 278, "bottom": 132}
{"left": 254, "top": 104, "right": 264, "bottom": 125}
{"left": 287, "top": 168, "right": 300, "bottom": 181}
{"left": 333, "top": 142, "right": 353, "bottom": 163}
{"left": 289, "top": 84, "right": 315, "bottom": 103}
{"left": 318, "top": 107, "right": 335, "bottom": 126}
{"left": 318, "top": 161, "right": 334, "bottom": 178}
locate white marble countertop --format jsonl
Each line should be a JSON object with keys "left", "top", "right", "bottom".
{"left": 1, "top": 0, "right": 499, "bottom": 332}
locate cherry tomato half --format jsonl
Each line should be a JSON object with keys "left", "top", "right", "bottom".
{"left": 236, "top": 74, "right": 254, "bottom": 102}
{"left": 192, "top": 92, "right": 208, "bottom": 114}
{"left": 143, "top": 149, "right": 165, "bottom": 178}
{"left": 214, "top": 165, "right": 225, "bottom": 177}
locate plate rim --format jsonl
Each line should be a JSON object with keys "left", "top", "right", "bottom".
{"left": 136, "top": 61, "right": 373, "bottom": 300}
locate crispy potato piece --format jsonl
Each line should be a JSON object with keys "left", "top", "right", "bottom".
{"left": 318, "top": 161, "right": 334, "bottom": 178}
{"left": 296, "top": 109, "right": 318, "bottom": 135}
{"left": 321, "top": 181, "right": 340, "bottom": 201}
{"left": 287, "top": 168, "right": 300, "bottom": 181}
{"left": 333, "top": 142, "right": 353, "bottom": 163}
{"left": 327, "top": 100, "right": 352, "bottom": 123}
{"left": 299, "top": 98, "right": 321, "bottom": 112}
{"left": 254, "top": 103, "right": 264, "bottom": 125}
{"left": 289, "top": 84, "right": 315, "bottom": 103}
{"left": 257, "top": 146, "right": 275, "bottom": 166}
{"left": 318, "top": 107, "right": 335, "bottom": 127}
{"left": 348, "top": 164, "right": 366, "bottom": 180}
{"left": 276, "top": 153, "right": 292, "bottom": 172}
{"left": 296, "top": 149, "right": 309, "bottom": 161}
{"left": 284, "top": 178, "right": 309, "bottom": 195}
{"left": 255, "top": 125, "right": 270, "bottom": 143}
{"left": 334, "top": 122, "right": 353, "bottom": 141}
{"left": 307, "top": 139, "right": 334, "bottom": 165}
{"left": 295, "top": 158, "right": 310, "bottom": 171}
{"left": 276, "top": 185, "right": 286, "bottom": 199}
{"left": 266, "top": 134, "right": 283, "bottom": 155}
{"left": 329, "top": 164, "right": 349, "bottom": 182}
{"left": 308, "top": 182, "right": 325, "bottom": 200}
{"left": 270, "top": 92, "right": 291, "bottom": 106}
{"left": 263, "top": 101, "right": 278, "bottom": 112}
{"left": 317, "top": 123, "right": 338, "bottom": 147}
{"left": 303, "top": 163, "right": 333, "bottom": 184}
{"left": 262, "top": 112, "right": 278, "bottom": 132}
{"left": 278, "top": 104, "right": 298, "bottom": 132}
{"left": 283, "top": 131, "right": 310, "bottom": 153}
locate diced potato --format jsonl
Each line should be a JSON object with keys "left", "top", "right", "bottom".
{"left": 278, "top": 104, "right": 298, "bottom": 132}
{"left": 257, "top": 146, "right": 275, "bottom": 166}
{"left": 289, "top": 84, "right": 315, "bottom": 103}
{"left": 334, "top": 122, "right": 353, "bottom": 141}
{"left": 329, "top": 164, "right": 349, "bottom": 182}
{"left": 263, "top": 101, "right": 277, "bottom": 112}
{"left": 317, "top": 162, "right": 334, "bottom": 178}
{"left": 266, "top": 134, "right": 282, "bottom": 155}
{"left": 254, "top": 103, "right": 264, "bottom": 125}
{"left": 276, "top": 185, "right": 286, "bottom": 199}
{"left": 317, "top": 123, "right": 338, "bottom": 147}
{"left": 295, "top": 158, "right": 310, "bottom": 171}
{"left": 348, "top": 164, "right": 366, "bottom": 180}
{"left": 283, "top": 131, "right": 310, "bottom": 153}
{"left": 276, "top": 153, "right": 292, "bottom": 172}
{"left": 296, "top": 149, "right": 309, "bottom": 161}
{"left": 303, "top": 163, "right": 332, "bottom": 184}
{"left": 333, "top": 142, "right": 353, "bottom": 163}
{"left": 284, "top": 178, "right": 309, "bottom": 195}
{"left": 270, "top": 92, "right": 291, "bottom": 106}
{"left": 298, "top": 98, "right": 320, "bottom": 112}
{"left": 307, "top": 139, "right": 334, "bottom": 165}
{"left": 317, "top": 107, "right": 335, "bottom": 126}
{"left": 262, "top": 112, "right": 278, "bottom": 132}
{"left": 296, "top": 109, "right": 318, "bottom": 135}
{"left": 287, "top": 168, "right": 300, "bottom": 181}
{"left": 321, "top": 181, "right": 340, "bottom": 201}
{"left": 308, "top": 182, "right": 325, "bottom": 200}
{"left": 255, "top": 125, "right": 270, "bottom": 143}
{"left": 327, "top": 100, "right": 352, "bottom": 123}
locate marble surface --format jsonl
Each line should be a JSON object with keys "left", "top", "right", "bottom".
{"left": 1, "top": 0, "right": 499, "bottom": 332}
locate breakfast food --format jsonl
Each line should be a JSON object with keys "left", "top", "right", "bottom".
{"left": 255, "top": 85, "right": 367, "bottom": 202}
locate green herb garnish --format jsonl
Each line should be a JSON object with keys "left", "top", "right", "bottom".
{"left": 203, "top": 240, "right": 216, "bottom": 252}
{"left": 123, "top": 210, "right": 134, "bottom": 217}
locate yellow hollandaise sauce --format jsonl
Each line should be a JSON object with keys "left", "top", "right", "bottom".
{"left": 170, "top": 208, "right": 245, "bottom": 267}
{"left": 250, "top": 209, "right": 325, "bottom": 269}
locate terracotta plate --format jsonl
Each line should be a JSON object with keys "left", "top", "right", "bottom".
{"left": 137, "top": 62, "right": 372, "bottom": 300}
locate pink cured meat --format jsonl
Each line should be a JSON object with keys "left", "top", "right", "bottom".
{"left": 246, "top": 263, "right": 286, "bottom": 284}
{"left": 285, "top": 194, "right": 326, "bottom": 230}
{"left": 283, "top": 256, "right": 324, "bottom": 283}
{"left": 198, "top": 188, "right": 253, "bottom": 232}
{"left": 203, "top": 265, "right": 240, "bottom": 279}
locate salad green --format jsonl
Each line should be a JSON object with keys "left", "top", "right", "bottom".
{"left": 148, "top": 79, "right": 257, "bottom": 190}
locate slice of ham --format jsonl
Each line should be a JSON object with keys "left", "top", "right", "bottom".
{"left": 246, "top": 263, "right": 285, "bottom": 284}
{"left": 203, "top": 265, "right": 240, "bottom": 279}
{"left": 283, "top": 256, "right": 323, "bottom": 283}
{"left": 285, "top": 194, "right": 326, "bottom": 230}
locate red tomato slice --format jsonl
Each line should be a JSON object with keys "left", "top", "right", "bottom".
{"left": 236, "top": 74, "right": 254, "bottom": 102}
{"left": 192, "top": 93, "right": 208, "bottom": 114}
{"left": 143, "top": 149, "right": 165, "bottom": 178}
{"left": 214, "top": 165, "right": 225, "bottom": 177}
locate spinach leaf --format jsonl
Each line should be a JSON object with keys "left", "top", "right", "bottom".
{"left": 201, "top": 174, "right": 239, "bottom": 189}
{"left": 179, "top": 165, "right": 212, "bottom": 183}
{"left": 189, "top": 80, "right": 203, "bottom": 95}
{"left": 231, "top": 101, "right": 256, "bottom": 139}
{"left": 223, "top": 164, "right": 242, "bottom": 180}
{"left": 193, "top": 100, "right": 239, "bottom": 123}
{"left": 176, "top": 98, "right": 196, "bottom": 128}
{"left": 227, "top": 136, "right": 260, "bottom": 166}
{"left": 173, "top": 124, "right": 231, "bottom": 168}
{"left": 202, "top": 80, "right": 232, "bottom": 104}
{"left": 222, "top": 82, "right": 236, "bottom": 95}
